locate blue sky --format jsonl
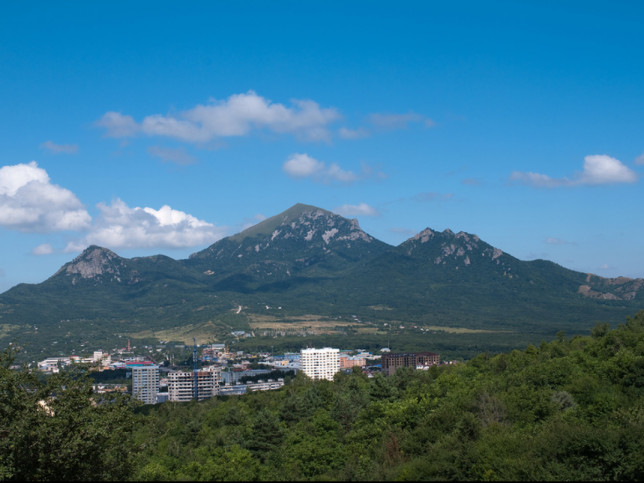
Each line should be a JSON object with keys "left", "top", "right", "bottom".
{"left": 1, "top": 1, "right": 643, "bottom": 293}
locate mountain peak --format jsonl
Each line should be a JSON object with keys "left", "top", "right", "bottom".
{"left": 54, "top": 245, "right": 126, "bottom": 281}
{"left": 187, "top": 203, "right": 390, "bottom": 280}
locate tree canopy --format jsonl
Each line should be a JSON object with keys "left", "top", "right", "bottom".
{"left": 2, "top": 310, "right": 644, "bottom": 481}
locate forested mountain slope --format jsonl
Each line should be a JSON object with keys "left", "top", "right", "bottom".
{"left": 128, "top": 310, "right": 644, "bottom": 481}
{"left": 0, "top": 203, "right": 642, "bottom": 360}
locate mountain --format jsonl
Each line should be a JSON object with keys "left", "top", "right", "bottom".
{"left": 186, "top": 203, "right": 390, "bottom": 290}
{"left": 1, "top": 203, "right": 642, "bottom": 360}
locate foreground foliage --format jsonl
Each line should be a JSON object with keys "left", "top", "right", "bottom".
{"left": 132, "top": 311, "right": 644, "bottom": 481}
{"left": 0, "top": 355, "right": 138, "bottom": 481}
{"left": 2, "top": 310, "right": 643, "bottom": 481}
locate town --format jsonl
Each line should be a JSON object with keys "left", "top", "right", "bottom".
{"left": 35, "top": 340, "right": 455, "bottom": 405}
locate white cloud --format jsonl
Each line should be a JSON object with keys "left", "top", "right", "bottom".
{"left": 333, "top": 203, "right": 380, "bottom": 217}
{"left": 147, "top": 146, "right": 197, "bottom": 165}
{"left": 282, "top": 153, "right": 383, "bottom": 184}
{"left": 282, "top": 153, "right": 359, "bottom": 183}
{"left": 40, "top": 141, "right": 79, "bottom": 154}
{"left": 97, "top": 91, "right": 341, "bottom": 143}
{"left": 65, "top": 198, "right": 226, "bottom": 252}
{"left": 579, "top": 155, "right": 638, "bottom": 185}
{"left": 325, "top": 163, "right": 360, "bottom": 183}
{"left": 510, "top": 155, "right": 638, "bottom": 188}
{"left": 368, "top": 112, "right": 434, "bottom": 130}
{"left": 282, "top": 153, "right": 326, "bottom": 178}
{"left": 32, "top": 243, "right": 54, "bottom": 255}
{"left": 0, "top": 161, "right": 91, "bottom": 232}
{"left": 338, "top": 127, "right": 370, "bottom": 139}
{"left": 95, "top": 112, "right": 140, "bottom": 138}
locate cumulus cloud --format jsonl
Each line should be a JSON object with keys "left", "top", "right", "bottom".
{"left": 282, "top": 153, "right": 384, "bottom": 184}
{"left": 40, "top": 141, "right": 79, "bottom": 154}
{"left": 368, "top": 112, "right": 435, "bottom": 130}
{"left": 510, "top": 155, "right": 638, "bottom": 188}
{"left": 333, "top": 203, "right": 380, "bottom": 217}
{"left": 147, "top": 146, "right": 197, "bottom": 165}
{"left": 96, "top": 91, "right": 341, "bottom": 143}
{"left": 32, "top": 243, "right": 54, "bottom": 255}
{"left": 282, "top": 153, "right": 360, "bottom": 183}
{"left": 95, "top": 112, "right": 140, "bottom": 138}
{"left": 635, "top": 153, "right": 644, "bottom": 165}
{"left": 0, "top": 162, "right": 91, "bottom": 232}
{"left": 65, "top": 198, "right": 226, "bottom": 252}
{"left": 283, "top": 153, "right": 326, "bottom": 178}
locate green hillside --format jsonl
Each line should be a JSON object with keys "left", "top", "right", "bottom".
{"left": 0, "top": 203, "right": 642, "bottom": 362}
{"left": 3, "top": 310, "right": 643, "bottom": 481}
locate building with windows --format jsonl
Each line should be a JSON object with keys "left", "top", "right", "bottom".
{"left": 300, "top": 347, "right": 340, "bottom": 381}
{"left": 37, "top": 357, "right": 71, "bottom": 373}
{"left": 339, "top": 354, "right": 366, "bottom": 369}
{"left": 167, "top": 366, "right": 221, "bottom": 402}
{"left": 381, "top": 351, "right": 440, "bottom": 376}
{"left": 131, "top": 364, "right": 160, "bottom": 404}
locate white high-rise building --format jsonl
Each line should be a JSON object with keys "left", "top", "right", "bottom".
{"left": 167, "top": 366, "right": 221, "bottom": 402}
{"left": 300, "top": 347, "right": 340, "bottom": 381}
{"left": 131, "top": 364, "right": 159, "bottom": 404}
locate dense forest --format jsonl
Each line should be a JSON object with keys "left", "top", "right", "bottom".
{"left": 2, "top": 311, "right": 644, "bottom": 481}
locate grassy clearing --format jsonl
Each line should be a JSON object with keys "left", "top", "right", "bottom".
{"left": 420, "top": 324, "right": 513, "bottom": 334}
{"left": 128, "top": 321, "right": 226, "bottom": 345}
{"left": 248, "top": 313, "right": 357, "bottom": 330}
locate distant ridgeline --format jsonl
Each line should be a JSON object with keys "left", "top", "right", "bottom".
{"left": 1, "top": 203, "right": 643, "bottom": 362}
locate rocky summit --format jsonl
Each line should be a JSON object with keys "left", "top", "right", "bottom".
{"left": 1, "top": 203, "right": 643, "bottom": 357}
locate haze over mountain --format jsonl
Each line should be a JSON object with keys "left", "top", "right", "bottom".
{"left": 1, "top": 203, "right": 642, "bottom": 360}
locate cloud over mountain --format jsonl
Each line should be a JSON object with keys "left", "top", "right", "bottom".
{"left": 0, "top": 162, "right": 91, "bottom": 232}
{"left": 65, "top": 198, "right": 226, "bottom": 252}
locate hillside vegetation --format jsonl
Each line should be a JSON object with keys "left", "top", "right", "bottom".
{"left": 7, "top": 311, "right": 643, "bottom": 481}
{"left": 1, "top": 204, "right": 643, "bottom": 364}
{"left": 127, "top": 311, "right": 644, "bottom": 481}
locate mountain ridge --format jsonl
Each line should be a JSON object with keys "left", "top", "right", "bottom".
{"left": 0, "top": 203, "right": 642, "bottom": 360}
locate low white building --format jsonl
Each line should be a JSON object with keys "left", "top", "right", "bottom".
{"left": 300, "top": 347, "right": 340, "bottom": 381}
{"left": 37, "top": 357, "right": 71, "bottom": 373}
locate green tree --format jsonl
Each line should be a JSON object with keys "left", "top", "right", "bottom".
{"left": 0, "top": 348, "right": 138, "bottom": 481}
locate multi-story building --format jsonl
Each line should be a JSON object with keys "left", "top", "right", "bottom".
{"left": 381, "top": 351, "right": 440, "bottom": 376}
{"left": 167, "top": 366, "right": 221, "bottom": 402}
{"left": 339, "top": 354, "right": 366, "bottom": 369}
{"left": 300, "top": 347, "right": 340, "bottom": 381}
{"left": 131, "top": 364, "right": 160, "bottom": 404}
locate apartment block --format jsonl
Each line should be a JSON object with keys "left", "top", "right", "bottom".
{"left": 131, "top": 364, "right": 160, "bottom": 404}
{"left": 167, "top": 366, "right": 221, "bottom": 402}
{"left": 339, "top": 355, "right": 366, "bottom": 369}
{"left": 381, "top": 351, "right": 440, "bottom": 376}
{"left": 300, "top": 347, "right": 340, "bottom": 381}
